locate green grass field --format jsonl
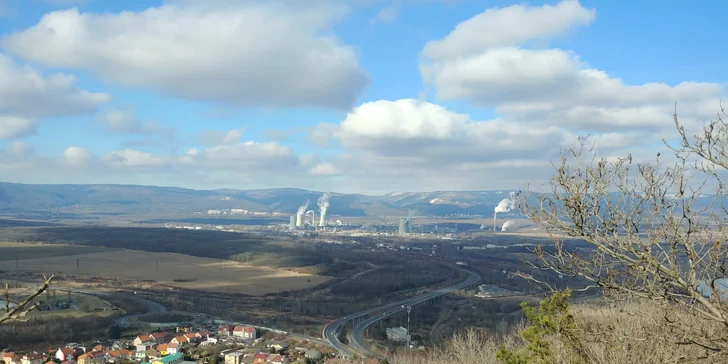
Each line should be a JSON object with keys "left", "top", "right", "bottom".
{"left": 0, "top": 242, "right": 120, "bottom": 261}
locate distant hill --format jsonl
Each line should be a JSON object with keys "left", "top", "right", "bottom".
{"left": 0, "top": 182, "right": 718, "bottom": 220}
{"left": 0, "top": 182, "right": 523, "bottom": 218}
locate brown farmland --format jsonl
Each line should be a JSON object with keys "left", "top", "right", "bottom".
{"left": 1, "top": 243, "right": 332, "bottom": 295}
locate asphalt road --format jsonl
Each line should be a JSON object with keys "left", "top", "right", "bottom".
{"left": 323, "top": 267, "right": 481, "bottom": 359}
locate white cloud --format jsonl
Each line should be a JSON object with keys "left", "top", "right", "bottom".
{"left": 0, "top": 53, "right": 109, "bottom": 118}
{"left": 197, "top": 128, "right": 246, "bottom": 145}
{"left": 102, "top": 149, "right": 167, "bottom": 168}
{"left": 420, "top": 0, "right": 725, "bottom": 132}
{"left": 309, "top": 162, "right": 340, "bottom": 176}
{"left": 5, "top": 141, "right": 35, "bottom": 156}
{"left": 62, "top": 146, "right": 92, "bottom": 166}
{"left": 333, "top": 99, "right": 570, "bottom": 163}
{"left": 1, "top": 2, "right": 368, "bottom": 110}
{"left": 98, "top": 109, "right": 169, "bottom": 135}
{"left": 370, "top": 5, "right": 398, "bottom": 24}
{"left": 421, "top": 0, "right": 595, "bottom": 60}
{"left": 0, "top": 116, "right": 35, "bottom": 139}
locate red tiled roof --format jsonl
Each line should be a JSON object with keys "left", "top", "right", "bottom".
{"left": 58, "top": 348, "right": 75, "bottom": 356}
{"left": 243, "top": 327, "right": 254, "bottom": 333}
{"left": 254, "top": 353, "right": 267, "bottom": 359}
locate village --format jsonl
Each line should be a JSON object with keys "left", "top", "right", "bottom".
{"left": 0, "top": 324, "right": 364, "bottom": 364}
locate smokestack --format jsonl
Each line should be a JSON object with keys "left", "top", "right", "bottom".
{"left": 296, "top": 200, "right": 309, "bottom": 227}
{"left": 318, "top": 193, "right": 330, "bottom": 227}
{"left": 404, "top": 209, "right": 415, "bottom": 233}
{"left": 494, "top": 196, "right": 516, "bottom": 232}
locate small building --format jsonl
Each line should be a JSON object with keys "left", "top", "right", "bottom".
{"left": 218, "top": 326, "right": 233, "bottom": 337}
{"left": 2, "top": 352, "right": 20, "bottom": 364}
{"left": 55, "top": 348, "right": 75, "bottom": 362}
{"left": 21, "top": 352, "right": 43, "bottom": 364}
{"left": 232, "top": 326, "right": 256, "bottom": 339}
{"left": 224, "top": 351, "right": 245, "bottom": 364}
{"left": 133, "top": 335, "right": 154, "bottom": 346}
{"left": 386, "top": 327, "right": 408, "bottom": 342}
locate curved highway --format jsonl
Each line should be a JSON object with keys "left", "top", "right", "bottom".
{"left": 323, "top": 267, "right": 481, "bottom": 359}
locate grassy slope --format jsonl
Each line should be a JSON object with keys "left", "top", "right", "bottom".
{"left": 391, "top": 299, "right": 723, "bottom": 364}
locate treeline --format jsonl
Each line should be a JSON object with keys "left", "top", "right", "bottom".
{"left": 0, "top": 315, "right": 114, "bottom": 349}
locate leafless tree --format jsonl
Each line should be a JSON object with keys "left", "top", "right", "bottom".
{"left": 1, "top": 275, "right": 53, "bottom": 325}
{"left": 519, "top": 105, "right": 728, "bottom": 359}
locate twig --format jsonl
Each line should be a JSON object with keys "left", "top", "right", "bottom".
{"left": 0, "top": 275, "right": 54, "bottom": 325}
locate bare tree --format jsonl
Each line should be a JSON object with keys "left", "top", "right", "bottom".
{"left": 1, "top": 275, "right": 53, "bottom": 325}
{"left": 519, "top": 106, "right": 728, "bottom": 359}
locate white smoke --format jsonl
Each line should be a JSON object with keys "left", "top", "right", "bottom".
{"left": 296, "top": 200, "right": 309, "bottom": 227}
{"left": 494, "top": 196, "right": 516, "bottom": 231}
{"left": 318, "top": 193, "right": 330, "bottom": 227}
{"left": 305, "top": 210, "right": 315, "bottom": 225}
{"left": 494, "top": 198, "right": 516, "bottom": 213}
{"left": 501, "top": 220, "right": 514, "bottom": 232}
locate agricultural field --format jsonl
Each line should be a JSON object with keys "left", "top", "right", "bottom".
{"left": 0, "top": 241, "right": 119, "bottom": 261}
{"left": 1, "top": 244, "right": 333, "bottom": 295}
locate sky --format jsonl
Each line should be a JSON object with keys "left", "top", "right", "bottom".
{"left": 0, "top": 0, "right": 725, "bottom": 194}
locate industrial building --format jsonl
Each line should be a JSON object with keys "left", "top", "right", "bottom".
{"left": 386, "top": 327, "right": 409, "bottom": 342}
{"left": 289, "top": 215, "right": 296, "bottom": 230}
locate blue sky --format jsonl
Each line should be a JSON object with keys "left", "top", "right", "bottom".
{"left": 0, "top": 0, "right": 725, "bottom": 194}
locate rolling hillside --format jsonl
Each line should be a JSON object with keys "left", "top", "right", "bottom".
{"left": 0, "top": 182, "right": 520, "bottom": 218}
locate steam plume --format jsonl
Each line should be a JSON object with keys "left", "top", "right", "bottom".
{"left": 318, "top": 193, "right": 330, "bottom": 227}
{"left": 501, "top": 220, "right": 514, "bottom": 232}
{"left": 296, "top": 200, "right": 309, "bottom": 227}
{"left": 493, "top": 196, "right": 516, "bottom": 231}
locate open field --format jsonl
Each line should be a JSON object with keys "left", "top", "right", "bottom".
{"left": 28, "top": 293, "right": 116, "bottom": 318}
{"left": 0, "top": 241, "right": 120, "bottom": 261}
{"left": 3, "top": 247, "right": 332, "bottom": 295}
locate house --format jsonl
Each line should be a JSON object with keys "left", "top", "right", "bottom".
{"left": 200, "top": 337, "right": 218, "bottom": 345}
{"left": 77, "top": 352, "right": 104, "bottom": 364}
{"left": 2, "top": 352, "right": 20, "bottom": 364}
{"left": 55, "top": 348, "right": 76, "bottom": 362}
{"left": 267, "top": 354, "right": 286, "bottom": 364}
{"left": 232, "top": 326, "right": 256, "bottom": 339}
{"left": 90, "top": 344, "right": 107, "bottom": 353}
{"left": 224, "top": 351, "right": 244, "bottom": 364}
{"left": 218, "top": 326, "right": 233, "bottom": 337}
{"left": 266, "top": 341, "right": 288, "bottom": 353}
{"left": 196, "top": 330, "right": 213, "bottom": 339}
{"left": 106, "top": 349, "right": 135, "bottom": 362}
{"left": 20, "top": 352, "right": 43, "bottom": 364}
{"left": 145, "top": 349, "right": 159, "bottom": 360}
{"left": 252, "top": 353, "right": 266, "bottom": 364}
{"left": 110, "top": 341, "right": 126, "bottom": 350}
{"left": 170, "top": 336, "right": 189, "bottom": 345}
{"left": 150, "top": 332, "right": 167, "bottom": 344}
{"left": 135, "top": 343, "right": 155, "bottom": 361}
{"left": 160, "top": 344, "right": 180, "bottom": 356}
{"left": 134, "top": 335, "right": 154, "bottom": 346}
{"left": 182, "top": 333, "right": 197, "bottom": 342}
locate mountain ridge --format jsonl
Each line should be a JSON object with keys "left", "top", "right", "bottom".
{"left": 0, "top": 181, "right": 520, "bottom": 218}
